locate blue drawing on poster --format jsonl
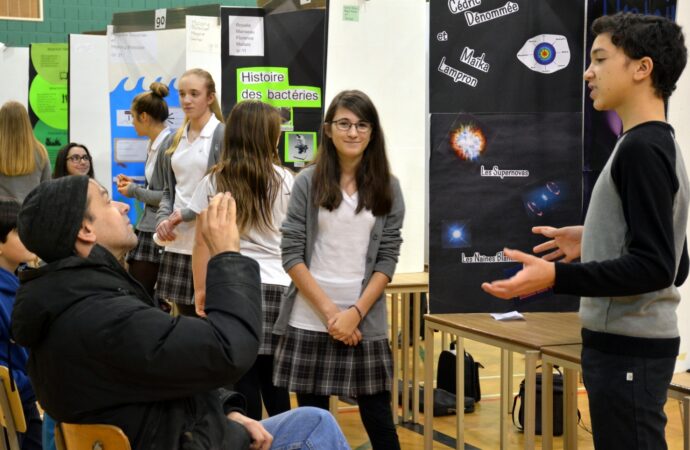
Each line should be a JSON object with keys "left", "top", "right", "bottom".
{"left": 533, "top": 42, "right": 556, "bottom": 65}
{"left": 110, "top": 76, "right": 180, "bottom": 224}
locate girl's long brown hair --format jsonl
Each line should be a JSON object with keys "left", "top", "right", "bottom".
{"left": 313, "top": 90, "right": 392, "bottom": 216}
{"left": 0, "top": 101, "right": 48, "bottom": 176}
{"left": 211, "top": 100, "right": 282, "bottom": 235}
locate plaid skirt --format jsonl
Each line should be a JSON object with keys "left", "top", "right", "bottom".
{"left": 126, "top": 230, "right": 163, "bottom": 264}
{"left": 156, "top": 251, "right": 194, "bottom": 305}
{"left": 273, "top": 326, "right": 393, "bottom": 397}
{"left": 259, "top": 284, "right": 286, "bottom": 355}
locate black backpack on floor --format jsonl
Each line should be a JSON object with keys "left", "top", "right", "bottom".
{"left": 512, "top": 367, "right": 564, "bottom": 436}
{"left": 436, "top": 348, "right": 483, "bottom": 402}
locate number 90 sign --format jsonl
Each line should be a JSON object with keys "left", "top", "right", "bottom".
{"left": 155, "top": 9, "right": 167, "bottom": 30}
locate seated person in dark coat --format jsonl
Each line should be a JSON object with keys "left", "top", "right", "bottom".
{"left": 11, "top": 176, "right": 350, "bottom": 450}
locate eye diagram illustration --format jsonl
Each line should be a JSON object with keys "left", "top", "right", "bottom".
{"left": 516, "top": 34, "right": 570, "bottom": 74}
{"left": 449, "top": 124, "right": 486, "bottom": 161}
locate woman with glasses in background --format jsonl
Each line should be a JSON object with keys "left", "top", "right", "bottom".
{"left": 53, "top": 143, "right": 95, "bottom": 179}
{"left": 274, "top": 90, "right": 405, "bottom": 450}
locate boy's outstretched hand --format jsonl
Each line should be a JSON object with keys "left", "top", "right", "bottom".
{"left": 532, "top": 225, "right": 583, "bottom": 263}
{"left": 481, "top": 248, "right": 555, "bottom": 300}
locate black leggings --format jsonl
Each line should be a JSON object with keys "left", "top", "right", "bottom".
{"left": 234, "top": 354, "right": 291, "bottom": 420}
{"left": 127, "top": 260, "right": 159, "bottom": 298}
{"left": 296, "top": 391, "right": 400, "bottom": 450}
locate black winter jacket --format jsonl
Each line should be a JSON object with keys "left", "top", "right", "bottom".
{"left": 11, "top": 245, "right": 262, "bottom": 449}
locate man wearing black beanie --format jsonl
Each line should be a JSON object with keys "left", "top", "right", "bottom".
{"left": 10, "top": 178, "right": 349, "bottom": 450}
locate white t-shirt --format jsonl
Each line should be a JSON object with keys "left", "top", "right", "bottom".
{"left": 166, "top": 116, "right": 220, "bottom": 255}
{"left": 189, "top": 164, "right": 294, "bottom": 286}
{"left": 289, "top": 191, "right": 375, "bottom": 331}
{"left": 144, "top": 126, "right": 172, "bottom": 184}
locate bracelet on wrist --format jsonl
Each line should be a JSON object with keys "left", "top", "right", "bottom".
{"left": 348, "top": 304, "right": 364, "bottom": 321}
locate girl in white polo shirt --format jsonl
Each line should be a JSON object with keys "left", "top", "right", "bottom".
{"left": 274, "top": 90, "right": 405, "bottom": 450}
{"left": 155, "top": 68, "right": 224, "bottom": 316}
{"left": 189, "top": 100, "right": 293, "bottom": 420}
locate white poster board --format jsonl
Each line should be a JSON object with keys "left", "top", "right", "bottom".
{"left": 107, "top": 26, "right": 186, "bottom": 224}
{"left": 186, "top": 15, "right": 222, "bottom": 102}
{"left": 69, "top": 34, "right": 111, "bottom": 190}
{"left": 0, "top": 47, "right": 29, "bottom": 107}
{"left": 326, "top": 0, "right": 427, "bottom": 274}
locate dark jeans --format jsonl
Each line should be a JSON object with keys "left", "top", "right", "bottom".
{"left": 234, "top": 354, "right": 291, "bottom": 420}
{"left": 297, "top": 391, "right": 400, "bottom": 450}
{"left": 582, "top": 346, "right": 675, "bottom": 450}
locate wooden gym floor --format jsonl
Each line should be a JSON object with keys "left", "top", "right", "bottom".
{"left": 329, "top": 335, "right": 687, "bottom": 450}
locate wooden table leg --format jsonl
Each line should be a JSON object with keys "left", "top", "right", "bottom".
{"left": 683, "top": 395, "right": 689, "bottom": 450}
{"left": 563, "top": 368, "right": 578, "bottom": 450}
{"left": 423, "top": 322, "right": 435, "bottom": 450}
{"left": 500, "top": 349, "right": 511, "bottom": 449}
{"left": 412, "top": 292, "right": 421, "bottom": 424}
{"left": 523, "top": 350, "right": 539, "bottom": 450}
{"left": 542, "top": 362, "right": 554, "bottom": 450}
{"left": 456, "top": 336, "right": 465, "bottom": 450}
{"left": 391, "top": 293, "right": 399, "bottom": 424}
{"left": 401, "top": 293, "right": 411, "bottom": 422}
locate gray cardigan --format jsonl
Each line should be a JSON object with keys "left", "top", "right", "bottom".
{"left": 155, "top": 123, "right": 224, "bottom": 226}
{"left": 275, "top": 166, "right": 405, "bottom": 340}
{"left": 126, "top": 133, "right": 174, "bottom": 233}
{"left": 0, "top": 149, "right": 51, "bottom": 203}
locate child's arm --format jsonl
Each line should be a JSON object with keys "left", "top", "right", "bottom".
{"left": 288, "top": 264, "right": 362, "bottom": 346}
{"left": 287, "top": 263, "right": 340, "bottom": 323}
{"left": 192, "top": 221, "right": 210, "bottom": 317}
{"left": 282, "top": 171, "right": 361, "bottom": 345}
{"left": 329, "top": 177, "right": 406, "bottom": 340}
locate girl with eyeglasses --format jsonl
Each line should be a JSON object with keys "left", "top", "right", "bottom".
{"left": 188, "top": 100, "right": 293, "bottom": 420}
{"left": 115, "top": 82, "right": 173, "bottom": 300}
{"left": 53, "top": 143, "right": 95, "bottom": 179}
{"left": 0, "top": 101, "right": 51, "bottom": 203}
{"left": 154, "top": 68, "right": 224, "bottom": 317}
{"left": 274, "top": 90, "right": 405, "bottom": 450}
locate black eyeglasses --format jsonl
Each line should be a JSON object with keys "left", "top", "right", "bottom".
{"left": 329, "top": 119, "right": 373, "bottom": 134}
{"left": 67, "top": 155, "right": 91, "bottom": 163}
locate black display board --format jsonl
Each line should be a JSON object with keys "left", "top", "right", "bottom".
{"left": 220, "top": 7, "right": 326, "bottom": 171}
{"left": 429, "top": 0, "right": 584, "bottom": 313}
{"left": 582, "top": 0, "right": 678, "bottom": 215}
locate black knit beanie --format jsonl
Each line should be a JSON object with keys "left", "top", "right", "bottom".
{"left": 17, "top": 176, "right": 90, "bottom": 263}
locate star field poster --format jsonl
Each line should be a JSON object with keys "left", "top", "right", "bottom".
{"left": 429, "top": 0, "right": 584, "bottom": 313}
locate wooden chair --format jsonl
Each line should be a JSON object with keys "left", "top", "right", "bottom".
{"left": 0, "top": 365, "right": 27, "bottom": 450}
{"left": 55, "top": 423, "right": 131, "bottom": 450}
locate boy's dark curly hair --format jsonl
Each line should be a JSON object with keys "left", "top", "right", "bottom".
{"left": 0, "top": 197, "right": 20, "bottom": 243}
{"left": 592, "top": 12, "right": 687, "bottom": 100}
